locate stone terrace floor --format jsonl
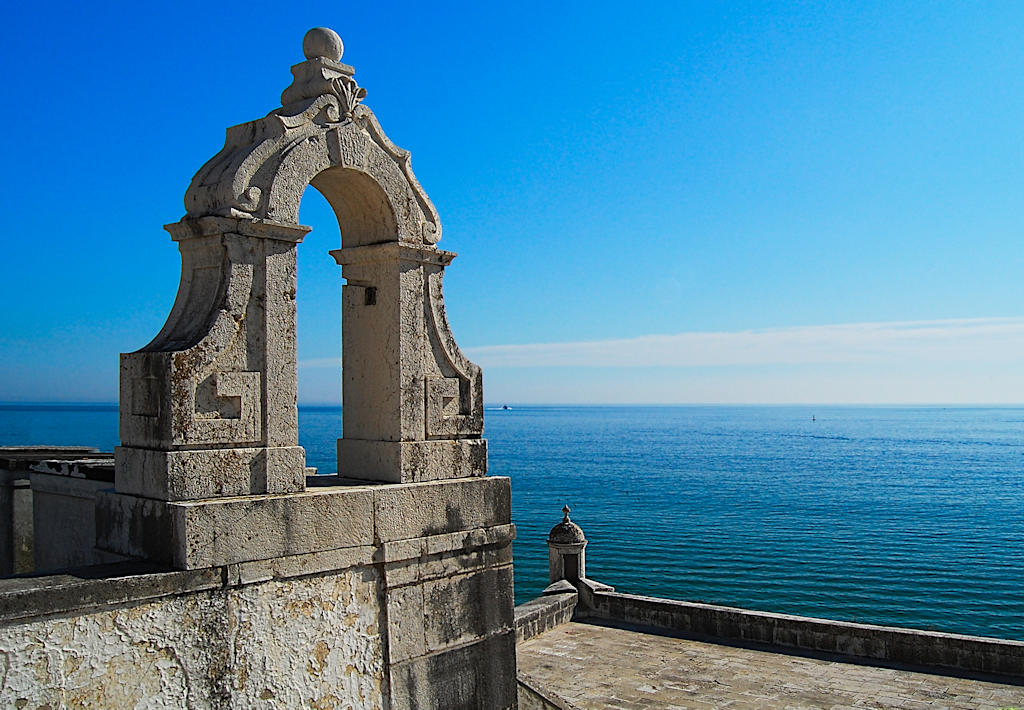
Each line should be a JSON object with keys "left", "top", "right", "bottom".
{"left": 517, "top": 621, "right": 1024, "bottom": 709}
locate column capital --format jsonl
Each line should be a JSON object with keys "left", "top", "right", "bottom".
{"left": 165, "top": 216, "right": 311, "bottom": 243}
{"left": 329, "top": 242, "right": 456, "bottom": 267}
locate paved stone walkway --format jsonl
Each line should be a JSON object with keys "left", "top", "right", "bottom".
{"left": 517, "top": 622, "right": 1024, "bottom": 709}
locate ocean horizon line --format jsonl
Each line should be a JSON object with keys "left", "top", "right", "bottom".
{"left": 2, "top": 401, "right": 1024, "bottom": 409}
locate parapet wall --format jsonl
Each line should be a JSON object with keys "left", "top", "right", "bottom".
{"left": 1, "top": 476, "right": 517, "bottom": 709}
{"left": 1, "top": 447, "right": 115, "bottom": 576}
{"left": 514, "top": 590, "right": 578, "bottom": 644}
{"left": 0, "top": 560, "right": 384, "bottom": 708}
{"left": 579, "top": 586, "right": 1024, "bottom": 682}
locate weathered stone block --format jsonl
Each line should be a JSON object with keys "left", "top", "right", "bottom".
{"left": 97, "top": 485, "right": 374, "bottom": 569}
{"left": 93, "top": 490, "right": 172, "bottom": 562}
{"left": 340, "top": 438, "right": 487, "bottom": 483}
{"left": 373, "top": 476, "right": 510, "bottom": 542}
{"left": 421, "top": 565, "right": 514, "bottom": 652}
{"left": 385, "top": 564, "right": 513, "bottom": 664}
{"left": 388, "top": 630, "right": 517, "bottom": 710}
{"left": 385, "top": 583, "right": 427, "bottom": 663}
{"left": 30, "top": 473, "right": 127, "bottom": 572}
{"left": 380, "top": 527, "right": 515, "bottom": 588}
{"left": 115, "top": 445, "right": 306, "bottom": 501}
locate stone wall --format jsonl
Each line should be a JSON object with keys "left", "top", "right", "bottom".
{"left": 0, "top": 563, "right": 383, "bottom": 709}
{"left": 1, "top": 475, "right": 517, "bottom": 709}
{"left": 30, "top": 456, "right": 128, "bottom": 573}
{"left": 1, "top": 448, "right": 114, "bottom": 576}
{"left": 31, "top": 474, "right": 119, "bottom": 571}
{"left": 514, "top": 591, "right": 577, "bottom": 644}
{"left": 533, "top": 510, "right": 1024, "bottom": 684}
{"left": 580, "top": 586, "right": 1024, "bottom": 681}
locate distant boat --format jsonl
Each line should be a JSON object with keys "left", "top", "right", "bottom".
{"left": 502, "top": 405, "right": 511, "bottom": 411}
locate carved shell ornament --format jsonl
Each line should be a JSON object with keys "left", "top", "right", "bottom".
{"left": 330, "top": 76, "right": 368, "bottom": 119}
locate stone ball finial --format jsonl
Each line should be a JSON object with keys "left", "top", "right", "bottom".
{"left": 303, "top": 27, "right": 344, "bottom": 61}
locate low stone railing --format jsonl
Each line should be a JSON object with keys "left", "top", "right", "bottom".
{"left": 577, "top": 583, "right": 1024, "bottom": 682}
{"left": 514, "top": 590, "right": 577, "bottom": 643}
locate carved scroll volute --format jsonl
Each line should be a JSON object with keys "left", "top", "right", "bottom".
{"left": 425, "top": 263, "right": 484, "bottom": 438}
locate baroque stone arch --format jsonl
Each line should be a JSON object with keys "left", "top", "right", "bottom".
{"left": 116, "top": 28, "right": 484, "bottom": 501}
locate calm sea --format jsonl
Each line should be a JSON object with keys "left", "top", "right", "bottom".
{"left": 2, "top": 403, "right": 1022, "bottom": 640}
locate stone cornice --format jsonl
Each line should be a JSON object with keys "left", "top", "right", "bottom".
{"left": 329, "top": 242, "right": 457, "bottom": 267}
{"left": 165, "top": 216, "right": 312, "bottom": 243}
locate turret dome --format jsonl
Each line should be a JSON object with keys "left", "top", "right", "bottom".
{"left": 548, "top": 505, "right": 586, "bottom": 544}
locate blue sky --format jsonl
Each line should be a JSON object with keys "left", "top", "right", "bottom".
{"left": 2, "top": 2, "right": 1023, "bottom": 404}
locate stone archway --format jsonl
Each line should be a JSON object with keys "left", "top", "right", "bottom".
{"left": 96, "top": 35, "right": 516, "bottom": 706}
{"left": 116, "top": 28, "right": 485, "bottom": 502}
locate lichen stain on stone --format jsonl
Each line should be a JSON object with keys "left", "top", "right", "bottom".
{"left": 308, "top": 640, "right": 330, "bottom": 676}
{"left": 284, "top": 597, "right": 318, "bottom": 618}
{"left": 235, "top": 659, "right": 249, "bottom": 692}
{"left": 61, "top": 651, "right": 82, "bottom": 682}
{"left": 310, "top": 693, "right": 343, "bottom": 710}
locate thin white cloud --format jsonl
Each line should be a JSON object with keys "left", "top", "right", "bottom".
{"left": 464, "top": 317, "right": 1024, "bottom": 369}
{"left": 299, "top": 357, "right": 342, "bottom": 369}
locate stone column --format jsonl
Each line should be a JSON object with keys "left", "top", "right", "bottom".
{"left": 548, "top": 505, "right": 587, "bottom": 585}
{"left": 332, "top": 243, "right": 486, "bottom": 483}
{"left": 116, "top": 217, "right": 309, "bottom": 501}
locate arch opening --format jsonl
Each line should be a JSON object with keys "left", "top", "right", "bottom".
{"left": 296, "top": 165, "right": 402, "bottom": 475}
{"left": 309, "top": 166, "right": 399, "bottom": 248}
{"left": 295, "top": 184, "right": 346, "bottom": 474}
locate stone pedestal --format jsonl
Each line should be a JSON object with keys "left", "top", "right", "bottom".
{"left": 96, "top": 475, "right": 517, "bottom": 710}
{"left": 117, "top": 217, "right": 310, "bottom": 503}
